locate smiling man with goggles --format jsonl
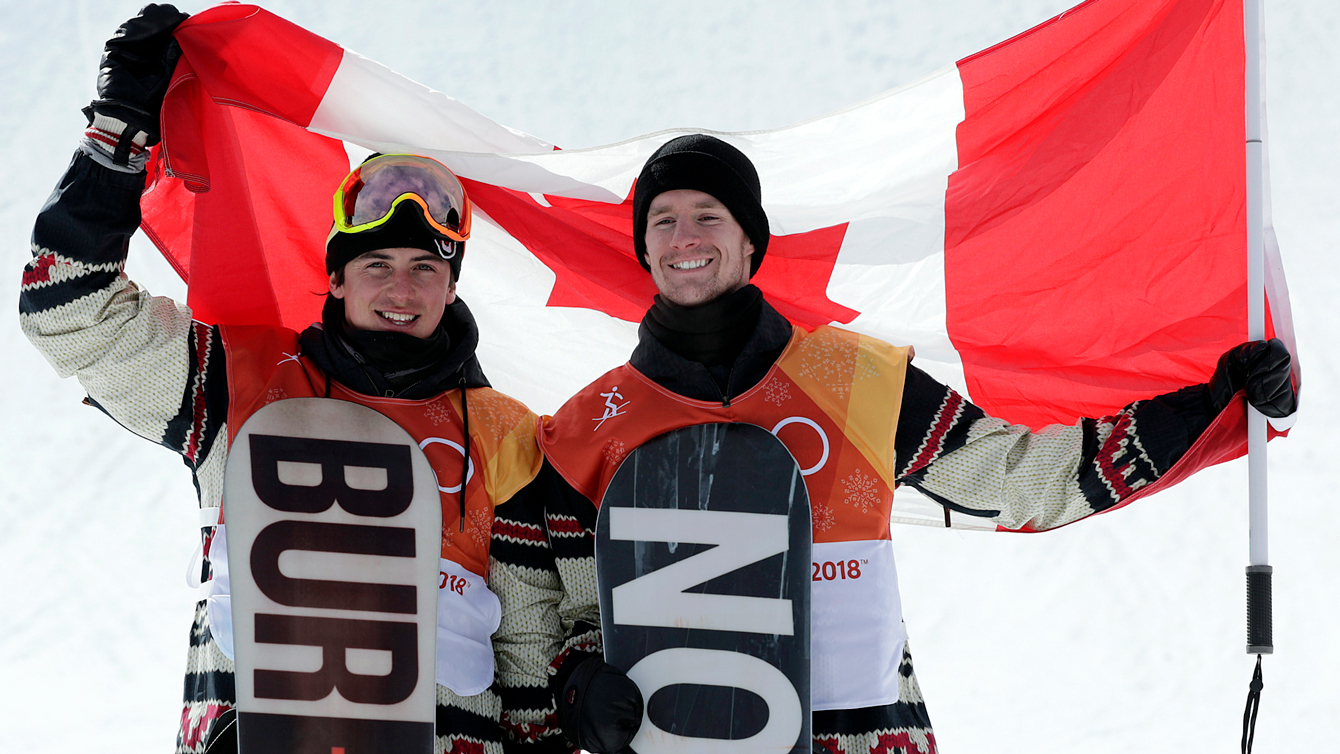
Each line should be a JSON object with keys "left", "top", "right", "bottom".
{"left": 333, "top": 153, "right": 472, "bottom": 243}
{"left": 29, "top": 5, "right": 582, "bottom": 751}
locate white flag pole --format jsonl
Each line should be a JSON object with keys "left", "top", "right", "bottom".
{"left": 1240, "top": 8, "right": 1272, "bottom": 752}
{"left": 1243, "top": 0, "right": 1272, "bottom": 657}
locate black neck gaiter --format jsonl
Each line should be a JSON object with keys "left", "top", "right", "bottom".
{"left": 642, "top": 284, "right": 764, "bottom": 367}
{"left": 323, "top": 296, "right": 452, "bottom": 391}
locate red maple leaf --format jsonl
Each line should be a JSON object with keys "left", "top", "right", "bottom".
{"left": 463, "top": 179, "right": 858, "bottom": 329}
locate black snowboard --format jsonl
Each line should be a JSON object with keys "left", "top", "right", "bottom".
{"left": 595, "top": 422, "right": 811, "bottom": 754}
{"left": 224, "top": 398, "right": 441, "bottom": 754}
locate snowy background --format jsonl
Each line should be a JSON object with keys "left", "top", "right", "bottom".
{"left": 2, "top": 1, "right": 1336, "bottom": 752}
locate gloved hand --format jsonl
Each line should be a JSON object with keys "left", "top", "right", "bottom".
{"left": 84, "top": 4, "right": 189, "bottom": 156}
{"left": 557, "top": 656, "right": 643, "bottom": 753}
{"left": 1206, "top": 338, "right": 1297, "bottom": 418}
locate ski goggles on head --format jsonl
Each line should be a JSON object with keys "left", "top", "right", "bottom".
{"left": 332, "top": 154, "right": 472, "bottom": 242}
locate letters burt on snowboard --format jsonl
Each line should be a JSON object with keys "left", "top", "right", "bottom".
{"left": 224, "top": 398, "right": 441, "bottom": 754}
{"left": 596, "top": 422, "right": 812, "bottom": 754}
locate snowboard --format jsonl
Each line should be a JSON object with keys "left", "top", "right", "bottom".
{"left": 595, "top": 422, "right": 811, "bottom": 754}
{"left": 224, "top": 398, "right": 441, "bottom": 754}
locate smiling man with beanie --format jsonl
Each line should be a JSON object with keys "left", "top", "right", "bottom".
{"left": 535, "top": 133, "right": 1297, "bottom": 753}
{"left": 20, "top": 7, "right": 576, "bottom": 754}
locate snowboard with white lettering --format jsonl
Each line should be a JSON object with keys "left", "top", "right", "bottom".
{"left": 224, "top": 398, "right": 441, "bottom": 754}
{"left": 596, "top": 422, "right": 811, "bottom": 754}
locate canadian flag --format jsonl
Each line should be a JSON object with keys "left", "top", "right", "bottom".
{"left": 143, "top": 0, "right": 1296, "bottom": 525}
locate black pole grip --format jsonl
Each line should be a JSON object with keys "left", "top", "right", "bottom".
{"left": 1246, "top": 565, "right": 1273, "bottom": 654}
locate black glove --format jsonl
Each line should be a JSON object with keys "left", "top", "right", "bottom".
{"left": 1206, "top": 338, "right": 1297, "bottom": 419}
{"left": 84, "top": 4, "right": 189, "bottom": 155}
{"left": 557, "top": 656, "right": 643, "bottom": 753}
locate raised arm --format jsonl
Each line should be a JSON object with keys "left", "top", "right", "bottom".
{"left": 20, "top": 4, "right": 227, "bottom": 474}
{"left": 893, "top": 344, "right": 1294, "bottom": 531}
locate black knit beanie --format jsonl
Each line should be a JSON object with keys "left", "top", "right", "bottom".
{"left": 632, "top": 134, "right": 769, "bottom": 276}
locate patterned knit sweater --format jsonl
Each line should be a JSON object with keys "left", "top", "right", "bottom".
{"left": 20, "top": 152, "right": 575, "bottom": 754}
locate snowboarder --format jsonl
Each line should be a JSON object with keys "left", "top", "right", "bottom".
{"left": 20, "top": 6, "right": 572, "bottom": 753}
{"left": 536, "top": 134, "right": 1297, "bottom": 754}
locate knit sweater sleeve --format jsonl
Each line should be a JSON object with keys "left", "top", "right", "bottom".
{"left": 892, "top": 363, "right": 1212, "bottom": 531}
{"left": 489, "top": 461, "right": 581, "bottom": 754}
{"left": 20, "top": 151, "right": 229, "bottom": 479}
{"left": 539, "top": 461, "right": 605, "bottom": 707}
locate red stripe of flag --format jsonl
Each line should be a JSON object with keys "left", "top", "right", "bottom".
{"left": 174, "top": 4, "right": 342, "bottom": 129}
{"left": 945, "top": 0, "right": 1252, "bottom": 429}
{"left": 146, "top": 5, "right": 349, "bottom": 330}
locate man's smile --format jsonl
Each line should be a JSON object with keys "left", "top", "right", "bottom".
{"left": 668, "top": 258, "right": 711, "bottom": 270}
{"left": 377, "top": 310, "right": 420, "bottom": 324}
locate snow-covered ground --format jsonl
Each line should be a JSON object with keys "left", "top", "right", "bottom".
{"left": 2, "top": 1, "right": 1335, "bottom": 751}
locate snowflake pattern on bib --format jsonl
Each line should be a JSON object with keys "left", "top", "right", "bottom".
{"left": 467, "top": 507, "right": 492, "bottom": 548}
{"left": 842, "top": 468, "right": 881, "bottom": 511}
{"left": 602, "top": 438, "right": 628, "bottom": 468}
{"left": 812, "top": 498, "right": 837, "bottom": 531}
{"left": 425, "top": 401, "right": 453, "bottom": 426}
{"left": 471, "top": 392, "right": 531, "bottom": 444}
{"left": 764, "top": 377, "right": 792, "bottom": 406}
{"left": 795, "top": 329, "right": 881, "bottom": 399}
